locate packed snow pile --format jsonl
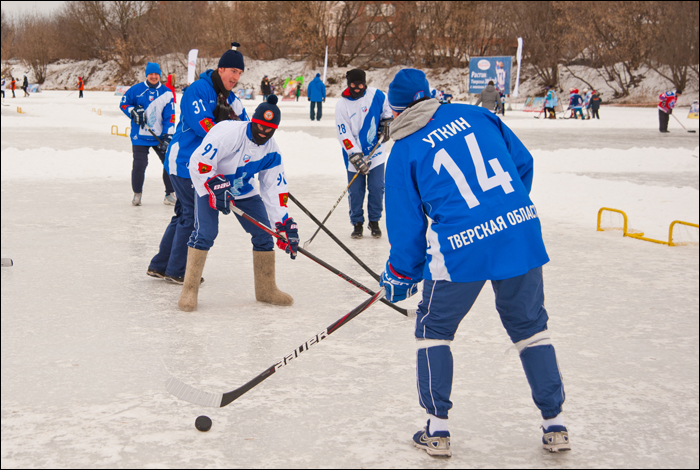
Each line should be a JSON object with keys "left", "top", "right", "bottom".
{"left": 3, "top": 56, "right": 698, "bottom": 105}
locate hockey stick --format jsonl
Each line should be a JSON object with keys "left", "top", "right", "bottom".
{"left": 147, "top": 128, "right": 164, "bottom": 144}
{"left": 166, "top": 290, "right": 385, "bottom": 408}
{"left": 302, "top": 136, "right": 384, "bottom": 250}
{"left": 229, "top": 203, "right": 413, "bottom": 317}
{"left": 671, "top": 113, "right": 697, "bottom": 133}
{"left": 288, "top": 193, "right": 380, "bottom": 282}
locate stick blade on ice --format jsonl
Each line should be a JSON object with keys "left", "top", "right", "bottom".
{"left": 165, "top": 377, "right": 223, "bottom": 408}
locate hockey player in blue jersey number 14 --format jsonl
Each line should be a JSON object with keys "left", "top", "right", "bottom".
{"left": 378, "top": 69, "right": 570, "bottom": 458}
{"left": 147, "top": 43, "right": 249, "bottom": 285}
{"left": 119, "top": 62, "right": 176, "bottom": 206}
{"left": 335, "top": 68, "right": 393, "bottom": 239}
{"left": 178, "top": 95, "right": 297, "bottom": 312}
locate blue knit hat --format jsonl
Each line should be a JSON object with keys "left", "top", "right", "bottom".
{"left": 315, "top": 73, "right": 321, "bottom": 78}
{"left": 218, "top": 42, "right": 245, "bottom": 71}
{"left": 145, "top": 62, "right": 161, "bottom": 76}
{"left": 252, "top": 95, "right": 281, "bottom": 129}
{"left": 388, "top": 69, "right": 431, "bottom": 113}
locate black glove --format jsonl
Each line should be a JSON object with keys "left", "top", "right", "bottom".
{"left": 668, "top": 109, "right": 672, "bottom": 115}
{"left": 378, "top": 118, "right": 393, "bottom": 143}
{"left": 204, "top": 174, "right": 234, "bottom": 215}
{"left": 130, "top": 106, "right": 146, "bottom": 128}
{"left": 323, "top": 98, "right": 325, "bottom": 103}
{"left": 213, "top": 94, "right": 239, "bottom": 123}
{"left": 349, "top": 152, "right": 369, "bottom": 175}
{"left": 157, "top": 134, "right": 172, "bottom": 154}
{"left": 308, "top": 97, "right": 310, "bottom": 101}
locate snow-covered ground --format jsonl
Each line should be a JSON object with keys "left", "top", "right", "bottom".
{"left": 1, "top": 92, "right": 698, "bottom": 468}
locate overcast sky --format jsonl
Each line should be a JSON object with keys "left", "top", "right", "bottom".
{"left": 1, "top": 1, "right": 65, "bottom": 16}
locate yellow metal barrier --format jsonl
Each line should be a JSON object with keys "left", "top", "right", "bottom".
{"left": 110, "top": 125, "right": 129, "bottom": 137}
{"left": 597, "top": 207, "right": 629, "bottom": 234}
{"left": 598, "top": 207, "right": 698, "bottom": 247}
{"left": 669, "top": 220, "right": 700, "bottom": 246}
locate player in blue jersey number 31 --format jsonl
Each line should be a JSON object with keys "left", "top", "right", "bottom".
{"left": 379, "top": 69, "right": 570, "bottom": 458}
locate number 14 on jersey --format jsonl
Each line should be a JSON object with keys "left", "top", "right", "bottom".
{"left": 433, "top": 133, "right": 514, "bottom": 209}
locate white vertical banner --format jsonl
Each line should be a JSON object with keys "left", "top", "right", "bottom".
{"left": 513, "top": 38, "right": 523, "bottom": 97}
{"left": 187, "top": 49, "right": 199, "bottom": 85}
{"left": 323, "top": 46, "right": 329, "bottom": 84}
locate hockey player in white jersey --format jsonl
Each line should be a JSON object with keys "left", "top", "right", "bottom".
{"left": 334, "top": 68, "right": 393, "bottom": 239}
{"left": 178, "top": 96, "right": 298, "bottom": 312}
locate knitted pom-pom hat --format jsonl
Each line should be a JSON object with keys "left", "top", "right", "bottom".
{"left": 218, "top": 42, "right": 245, "bottom": 71}
{"left": 252, "top": 95, "right": 281, "bottom": 128}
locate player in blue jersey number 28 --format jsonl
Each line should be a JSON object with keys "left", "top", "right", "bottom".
{"left": 379, "top": 69, "right": 570, "bottom": 458}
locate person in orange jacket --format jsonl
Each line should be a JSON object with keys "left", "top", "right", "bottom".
{"left": 10, "top": 77, "right": 16, "bottom": 98}
{"left": 78, "top": 77, "right": 84, "bottom": 98}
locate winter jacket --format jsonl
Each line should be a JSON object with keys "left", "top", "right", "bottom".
{"left": 658, "top": 91, "right": 677, "bottom": 113}
{"left": 307, "top": 75, "right": 326, "bottom": 102}
{"left": 78, "top": 79, "right": 84, "bottom": 91}
{"left": 569, "top": 93, "right": 583, "bottom": 109}
{"left": 590, "top": 93, "right": 601, "bottom": 110}
{"left": 260, "top": 79, "right": 272, "bottom": 95}
{"left": 475, "top": 84, "right": 501, "bottom": 109}
{"left": 544, "top": 90, "right": 558, "bottom": 107}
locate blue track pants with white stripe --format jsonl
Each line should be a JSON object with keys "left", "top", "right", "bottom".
{"left": 415, "top": 266, "right": 565, "bottom": 420}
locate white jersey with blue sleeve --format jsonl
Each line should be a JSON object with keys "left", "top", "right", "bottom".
{"left": 166, "top": 70, "right": 249, "bottom": 178}
{"left": 189, "top": 120, "right": 290, "bottom": 226}
{"left": 385, "top": 103, "right": 549, "bottom": 283}
{"left": 335, "top": 87, "right": 393, "bottom": 173}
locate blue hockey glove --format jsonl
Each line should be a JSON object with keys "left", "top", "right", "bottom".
{"left": 204, "top": 174, "right": 234, "bottom": 215}
{"left": 130, "top": 106, "right": 146, "bottom": 128}
{"left": 275, "top": 218, "right": 299, "bottom": 260}
{"left": 157, "top": 134, "right": 171, "bottom": 154}
{"left": 380, "top": 262, "right": 420, "bottom": 303}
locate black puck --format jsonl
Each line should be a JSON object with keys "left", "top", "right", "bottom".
{"left": 195, "top": 415, "right": 212, "bottom": 432}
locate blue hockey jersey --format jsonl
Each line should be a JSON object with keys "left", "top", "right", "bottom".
{"left": 119, "top": 81, "right": 175, "bottom": 146}
{"left": 385, "top": 102, "right": 549, "bottom": 282}
{"left": 335, "top": 87, "right": 393, "bottom": 172}
{"left": 165, "top": 70, "right": 249, "bottom": 178}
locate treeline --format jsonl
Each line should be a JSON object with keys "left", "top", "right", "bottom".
{"left": 1, "top": 1, "right": 698, "bottom": 97}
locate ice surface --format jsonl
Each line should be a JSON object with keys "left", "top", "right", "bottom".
{"left": 2, "top": 92, "right": 698, "bottom": 468}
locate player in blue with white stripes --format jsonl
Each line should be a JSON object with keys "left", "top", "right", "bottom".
{"left": 147, "top": 43, "right": 249, "bottom": 285}
{"left": 119, "top": 62, "right": 176, "bottom": 206}
{"left": 379, "top": 69, "right": 570, "bottom": 457}
{"left": 334, "top": 68, "right": 393, "bottom": 239}
{"left": 177, "top": 95, "right": 297, "bottom": 312}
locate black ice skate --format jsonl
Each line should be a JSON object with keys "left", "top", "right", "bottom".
{"left": 164, "top": 274, "right": 204, "bottom": 285}
{"left": 368, "top": 221, "right": 382, "bottom": 238}
{"left": 351, "top": 222, "right": 363, "bottom": 239}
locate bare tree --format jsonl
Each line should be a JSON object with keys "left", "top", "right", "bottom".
{"left": 15, "top": 12, "right": 56, "bottom": 83}
{"left": 508, "top": 1, "right": 568, "bottom": 89}
{"left": 645, "top": 1, "right": 699, "bottom": 91}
